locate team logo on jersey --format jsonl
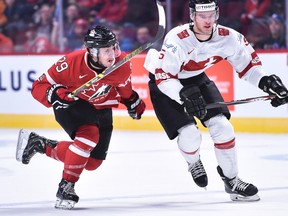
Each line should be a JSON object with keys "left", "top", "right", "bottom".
{"left": 79, "top": 74, "right": 88, "bottom": 79}
{"left": 218, "top": 28, "right": 229, "bottom": 36}
{"left": 154, "top": 69, "right": 178, "bottom": 84}
{"left": 155, "top": 72, "right": 171, "bottom": 80}
{"left": 81, "top": 83, "right": 112, "bottom": 101}
{"left": 38, "top": 73, "right": 46, "bottom": 81}
{"left": 164, "top": 39, "right": 177, "bottom": 53}
{"left": 204, "top": 57, "right": 217, "bottom": 68}
{"left": 89, "top": 84, "right": 112, "bottom": 100}
{"left": 188, "top": 48, "right": 195, "bottom": 54}
{"left": 177, "top": 30, "right": 190, "bottom": 39}
{"left": 118, "top": 77, "right": 131, "bottom": 87}
{"left": 182, "top": 56, "right": 223, "bottom": 71}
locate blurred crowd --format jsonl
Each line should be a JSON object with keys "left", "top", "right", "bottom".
{"left": 219, "top": 0, "right": 286, "bottom": 49}
{"left": 0, "top": 0, "right": 286, "bottom": 54}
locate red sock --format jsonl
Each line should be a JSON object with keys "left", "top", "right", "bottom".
{"left": 85, "top": 158, "right": 103, "bottom": 170}
{"left": 45, "top": 141, "right": 72, "bottom": 162}
{"left": 62, "top": 124, "right": 100, "bottom": 182}
{"left": 63, "top": 144, "right": 88, "bottom": 182}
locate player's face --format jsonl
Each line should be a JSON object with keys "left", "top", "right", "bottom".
{"left": 90, "top": 43, "right": 121, "bottom": 68}
{"left": 193, "top": 11, "right": 217, "bottom": 35}
{"left": 97, "top": 46, "right": 116, "bottom": 67}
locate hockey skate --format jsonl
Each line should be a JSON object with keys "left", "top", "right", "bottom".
{"left": 16, "top": 129, "right": 57, "bottom": 164}
{"left": 217, "top": 166, "right": 260, "bottom": 202}
{"left": 55, "top": 179, "right": 79, "bottom": 209}
{"left": 188, "top": 159, "right": 208, "bottom": 188}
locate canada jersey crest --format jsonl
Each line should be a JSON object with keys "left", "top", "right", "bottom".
{"left": 80, "top": 83, "right": 113, "bottom": 102}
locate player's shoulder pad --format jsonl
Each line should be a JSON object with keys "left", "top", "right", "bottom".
{"left": 162, "top": 24, "right": 190, "bottom": 53}
{"left": 216, "top": 24, "right": 241, "bottom": 37}
{"left": 117, "top": 51, "right": 129, "bottom": 60}
{"left": 166, "top": 24, "right": 190, "bottom": 41}
{"left": 65, "top": 49, "right": 86, "bottom": 59}
{"left": 216, "top": 24, "right": 243, "bottom": 44}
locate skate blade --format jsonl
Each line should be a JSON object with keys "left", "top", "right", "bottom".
{"left": 230, "top": 193, "right": 260, "bottom": 202}
{"left": 15, "top": 129, "right": 30, "bottom": 163}
{"left": 55, "top": 198, "right": 76, "bottom": 210}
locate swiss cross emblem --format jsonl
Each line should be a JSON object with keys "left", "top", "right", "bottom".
{"left": 177, "top": 30, "right": 190, "bottom": 39}
{"left": 218, "top": 28, "right": 229, "bottom": 36}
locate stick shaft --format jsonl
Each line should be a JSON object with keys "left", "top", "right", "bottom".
{"left": 206, "top": 95, "right": 275, "bottom": 109}
{"left": 70, "top": 1, "right": 166, "bottom": 98}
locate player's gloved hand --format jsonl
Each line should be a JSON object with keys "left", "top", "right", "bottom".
{"left": 46, "top": 84, "right": 78, "bottom": 110}
{"left": 180, "top": 85, "right": 207, "bottom": 120}
{"left": 121, "top": 90, "right": 146, "bottom": 120}
{"left": 259, "top": 74, "right": 288, "bottom": 107}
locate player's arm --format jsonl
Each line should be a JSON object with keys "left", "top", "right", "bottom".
{"left": 258, "top": 75, "right": 288, "bottom": 107}
{"left": 32, "top": 72, "right": 77, "bottom": 110}
{"left": 144, "top": 48, "right": 183, "bottom": 104}
{"left": 227, "top": 32, "right": 288, "bottom": 107}
{"left": 228, "top": 32, "right": 266, "bottom": 87}
{"left": 31, "top": 73, "right": 54, "bottom": 108}
{"left": 120, "top": 89, "right": 146, "bottom": 120}
{"left": 32, "top": 56, "right": 78, "bottom": 110}
{"left": 145, "top": 48, "right": 206, "bottom": 119}
{"left": 117, "top": 66, "right": 146, "bottom": 120}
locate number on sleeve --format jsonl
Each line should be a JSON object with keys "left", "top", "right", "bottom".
{"left": 55, "top": 56, "right": 68, "bottom": 73}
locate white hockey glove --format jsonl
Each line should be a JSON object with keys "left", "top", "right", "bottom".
{"left": 46, "top": 84, "right": 78, "bottom": 110}
{"left": 258, "top": 74, "right": 288, "bottom": 107}
{"left": 180, "top": 85, "right": 207, "bottom": 120}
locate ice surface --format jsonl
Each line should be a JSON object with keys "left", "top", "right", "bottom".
{"left": 0, "top": 128, "right": 287, "bottom": 216}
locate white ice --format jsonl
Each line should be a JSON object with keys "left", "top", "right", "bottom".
{"left": 0, "top": 128, "right": 287, "bottom": 216}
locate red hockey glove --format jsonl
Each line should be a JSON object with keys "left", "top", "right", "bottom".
{"left": 180, "top": 84, "right": 207, "bottom": 120}
{"left": 46, "top": 84, "right": 78, "bottom": 110}
{"left": 259, "top": 74, "right": 288, "bottom": 107}
{"left": 121, "top": 90, "right": 146, "bottom": 120}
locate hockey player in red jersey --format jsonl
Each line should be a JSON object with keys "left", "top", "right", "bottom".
{"left": 16, "top": 25, "right": 146, "bottom": 209}
{"left": 144, "top": 0, "right": 288, "bottom": 202}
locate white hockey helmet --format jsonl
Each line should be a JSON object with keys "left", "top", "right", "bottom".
{"left": 189, "top": 0, "right": 219, "bottom": 20}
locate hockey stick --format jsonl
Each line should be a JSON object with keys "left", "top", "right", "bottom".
{"left": 69, "top": 1, "right": 166, "bottom": 98}
{"left": 206, "top": 95, "right": 275, "bottom": 109}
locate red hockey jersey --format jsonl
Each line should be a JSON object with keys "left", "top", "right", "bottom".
{"left": 32, "top": 49, "right": 133, "bottom": 109}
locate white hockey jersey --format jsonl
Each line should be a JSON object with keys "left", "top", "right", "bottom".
{"left": 144, "top": 23, "right": 267, "bottom": 104}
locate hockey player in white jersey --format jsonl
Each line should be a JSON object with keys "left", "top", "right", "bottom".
{"left": 144, "top": 0, "right": 288, "bottom": 202}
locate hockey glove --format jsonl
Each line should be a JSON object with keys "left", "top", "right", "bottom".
{"left": 46, "top": 84, "right": 78, "bottom": 110}
{"left": 121, "top": 90, "right": 146, "bottom": 120}
{"left": 180, "top": 85, "right": 207, "bottom": 120}
{"left": 259, "top": 74, "right": 288, "bottom": 107}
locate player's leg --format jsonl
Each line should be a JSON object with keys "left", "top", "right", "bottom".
{"left": 55, "top": 123, "right": 99, "bottom": 209}
{"left": 148, "top": 75, "right": 207, "bottom": 188}
{"left": 205, "top": 115, "right": 259, "bottom": 201}
{"left": 201, "top": 79, "right": 259, "bottom": 201}
{"left": 177, "top": 124, "right": 207, "bottom": 188}
{"left": 52, "top": 100, "right": 111, "bottom": 209}
{"left": 87, "top": 122, "right": 113, "bottom": 170}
